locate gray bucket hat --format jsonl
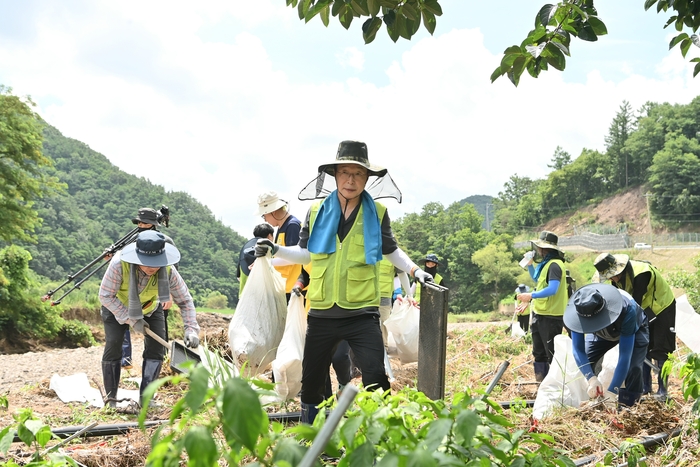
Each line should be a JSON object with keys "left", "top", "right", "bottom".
{"left": 563, "top": 283, "right": 624, "bottom": 334}
{"left": 317, "top": 141, "right": 387, "bottom": 177}
{"left": 120, "top": 230, "right": 181, "bottom": 267}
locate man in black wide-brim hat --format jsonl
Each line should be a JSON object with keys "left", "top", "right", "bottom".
{"left": 255, "top": 140, "right": 434, "bottom": 425}
{"left": 564, "top": 283, "right": 649, "bottom": 409}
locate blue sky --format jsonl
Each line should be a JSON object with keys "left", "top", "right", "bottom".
{"left": 1, "top": 0, "right": 699, "bottom": 236}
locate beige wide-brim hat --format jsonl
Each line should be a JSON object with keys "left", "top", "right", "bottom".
{"left": 594, "top": 253, "right": 629, "bottom": 281}
{"left": 256, "top": 191, "right": 287, "bottom": 216}
{"left": 530, "top": 230, "right": 563, "bottom": 252}
{"left": 317, "top": 140, "right": 387, "bottom": 177}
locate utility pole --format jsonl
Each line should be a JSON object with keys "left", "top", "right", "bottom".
{"left": 645, "top": 192, "right": 653, "bottom": 251}
{"left": 485, "top": 204, "right": 492, "bottom": 231}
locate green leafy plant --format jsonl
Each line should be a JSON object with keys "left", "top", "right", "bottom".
{"left": 0, "top": 408, "right": 77, "bottom": 466}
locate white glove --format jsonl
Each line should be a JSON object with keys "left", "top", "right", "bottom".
{"left": 184, "top": 330, "right": 200, "bottom": 348}
{"left": 586, "top": 376, "right": 604, "bottom": 399}
{"left": 414, "top": 268, "right": 434, "bottom": 285}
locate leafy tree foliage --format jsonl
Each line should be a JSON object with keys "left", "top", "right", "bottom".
{"left": 471, "top": 238, "right": 521, "bottom": 309}
{"left": 547, "top": 146, "right": 572, "bottom": 171}
{"left": 21, "top": 125, "right": 247, "bottom": 307}
{"left": 287, "top": 0, "right": 443, "bottom": 44}
{"left": 488, "top": 96, "right": 700, "bottom": 235}
{"left": 0, "top": 245, "right": 64, "bottom": 340}
{"left": 392, "top": 201, "right": 494, "bottom": 312}
{"left": 648, "top": 134, "right": 700, "bottom": 223}
{"left": 288, "top": 1, "right": 700, "bottom": 85}
{"left": 0, "top": 86, "right": 63, "bottom": 243}
{"left": 605, "top": 101, "right": 636, "bottom": 189}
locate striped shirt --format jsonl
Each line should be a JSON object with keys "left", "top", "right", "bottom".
{"left": 99, "top": 259, "right": 199, "bottom": 334}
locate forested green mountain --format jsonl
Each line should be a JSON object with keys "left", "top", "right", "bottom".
{"left": 492, "top": 97, "right": 700, "bottom": 235}
{"left": 460, "top": 195, "right": 495, "bottom": 230}
{"left": 24, "top": 125, "right": 247, "bottom": 306}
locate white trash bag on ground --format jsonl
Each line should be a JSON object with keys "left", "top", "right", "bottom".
{"left": 533, "top": 334, "right": 620, "bottom": 420}
{"left": 272, "top": 294, "right": 307, "bottom": 401}
{"left": 228, "top": 254, "right": 287, "bottom": 377}
{"left": 384, "top": 298, "right": 420, "bottom": 364}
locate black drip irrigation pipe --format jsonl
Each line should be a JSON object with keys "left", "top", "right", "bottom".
{"left": 15, "top": 398, "right": 537, "bottom": 443}
{"left": 572, "top": 427, "right": 683, "bottom": 466}
{"left": 12, "top": 420, "right": 166, "bottom": 443}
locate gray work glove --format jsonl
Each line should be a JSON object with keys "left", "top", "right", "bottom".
{"left": 255, "top": 239, "right": 279, "bottom": 257}
{"left": 132, "top": 319, "right": 149, "bottom": 335}
{"left": 414, "top": 268, "right": 434, "bottom": 285}
{"left": 292, "top": 283, "right": 303, "bottom": 297}
{"left": 184, "top": 330, "right": 200, "bottom": 348}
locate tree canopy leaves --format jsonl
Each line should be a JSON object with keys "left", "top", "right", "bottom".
{"left": 0, "top": 86, "right": 64, "bottom": 243}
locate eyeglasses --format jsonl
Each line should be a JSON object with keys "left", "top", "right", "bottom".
{"left": 336, "top": 169, "right": 367, "bottom": 181}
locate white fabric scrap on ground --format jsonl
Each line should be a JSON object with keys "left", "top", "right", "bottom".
{"left": 49, "top": 373, "right": 139, "bottom": 408}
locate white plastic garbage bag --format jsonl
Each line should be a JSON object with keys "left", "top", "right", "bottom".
{"left": 384, "top": 298, "right": 420, "bottom": 364}
{"left": 229, "top": 254, "right": 287, "bottom": 376}
{"left": 272, "top": 294, "right": 307, "bottom": 401}
{"left": 533, "top": 334, "right": 621, "bottom": 420}
{"left": 511, "top": 322, "right": 526, "bottom": 338}
{"left": 676, "top": 294, "right": 700, "bottom": 353}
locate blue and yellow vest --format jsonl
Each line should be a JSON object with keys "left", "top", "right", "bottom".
{"left": 532, "top": 259, "right": 567, "bottom": 317}
{"left": 306, "top": 199, "right": 386, "bottom": 310}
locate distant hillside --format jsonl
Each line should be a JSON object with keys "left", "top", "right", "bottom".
{"left": 460, "top": 195, "right": 495, "bottom": 230}
{"left": 540, "top": 186, "right": 650, "bottom": 237}
{"left": 23, "top": 125, "right": 247, "bottom": 306}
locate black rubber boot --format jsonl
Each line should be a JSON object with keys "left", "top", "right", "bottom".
{"left": 618, "top": 388, "right": 643, "bottom": 407}
{"left": 533, "top": 362, "right": 549, "bottom": 383}
{"left": 102, "top": 361, "right": 121, "bottom": 408}
{"left": 642, "top": 361, "right": 652, "bottom": 394}
{"left": 140, "top": 359, "right": 163, "bottom": 408}
{"left": 301, "top": 402, "right": 319, "bottom": 425}
{"left": 656, "top": 357, "right": 668, "bottom": 398}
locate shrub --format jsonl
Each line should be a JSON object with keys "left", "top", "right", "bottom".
{"left": 205, "top": 291, "right": 228, "bottom": 309}
{"left": 59, "top": 319, "right": 97, "bottom": 347}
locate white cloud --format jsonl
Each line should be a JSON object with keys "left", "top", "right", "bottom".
{"left": 336, "top": 47, "right": 365, "bottom": 71}
{"left": 2, "top": 2, "right": 700, "bottom": 237}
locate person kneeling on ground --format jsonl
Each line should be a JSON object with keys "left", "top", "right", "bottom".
{"left": 564, "top": 283, "right": 649, "bottom": 409}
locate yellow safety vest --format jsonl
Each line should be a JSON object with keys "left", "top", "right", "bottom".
{"left": 116, "top": 262, "right": 170, "bottom": 314}
{"left": 532, "top": 259, "right": 567, "bottom": 317}
{"left": 306, "top": 200, "right": 386, "bottom": 310}
{"left": 620, "top": 260, "right": 675, "bottom": 315}
{"left": 378, "top": 258, "right": 395, "bottom": 299}
{"left": 415, "top": 273, "right": 443, "bottom": 302}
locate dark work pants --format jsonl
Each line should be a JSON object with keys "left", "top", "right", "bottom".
{"left": 302, "top": 314, "right": 389, "bottom": 405}
{"left": 517, "top": 313, "right": 530, "bottom": 333}
{"left": 531, "top": 313, "right": 564, "bottom": 364}
{"left": 324, "top": 340, "right": 353, "bottom": 399}
{"left": 101, "top": 305, "right": 167, "bottom": 362}
{"left": 585, "top": 320, "right": 649, "bottom": 394}
{"left": 647, "top": 301, "right": 676, "bottom": 361}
